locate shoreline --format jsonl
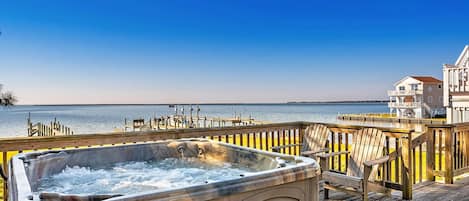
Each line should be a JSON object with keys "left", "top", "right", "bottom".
{"left": 14, "top": 101, "right": 389, "bottom": 107}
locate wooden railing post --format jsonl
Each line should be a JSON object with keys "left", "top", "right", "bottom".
{"left": 426, "top": 128, "right": 435, "bottom": 181}
{"left": 401, "top": 131, "right": 413, "bottom": 200}
{"left": 3, "top": 151, "right": 8, "bottom": 201}
{"left": 299, "top": 123, "right": 307, "bottom": 152}
{"left": 444, "top": 127, "right": 454, "bottom": 184}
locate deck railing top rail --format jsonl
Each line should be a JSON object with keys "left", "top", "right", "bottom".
{"left": 0, "top": 121, "right": 415, "bottom": 152}
{"left": 319, "top": 122, "right": 414, "bottom": 133}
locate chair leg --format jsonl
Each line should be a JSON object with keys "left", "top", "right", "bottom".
{"left": 363, "top": 182, "right": 369, "bottom": 201}
{"left": 324, "top": 188, "right": 329, "bottom": 200}
{"left": 385, "top": 188, "right": 392, "bottom": 197}
{"left": 362, "top": 190, "right": 369, "bottom": 201}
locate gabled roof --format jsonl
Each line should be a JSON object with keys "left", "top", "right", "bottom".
{"left": 455, "top": 45, "right": 469, "bottom": 67}
{"left": 410, "top": 76, "right": 442, "bottom": 83}
{"left": 394, "top": 76, "right": 442, "bottom": 86}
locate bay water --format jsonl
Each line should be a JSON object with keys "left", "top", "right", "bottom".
{"left": 0, "top": 103, "right": 393, "bottom": 137}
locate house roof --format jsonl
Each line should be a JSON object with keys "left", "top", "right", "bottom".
{"left": 394, "top": 76, "right": 442, "bottom": 86}
{"left": 455, "top": 45, "right": 469, "bottom": 66}
{"left": 410, "top": 76, "right": 442, "bottom": 83}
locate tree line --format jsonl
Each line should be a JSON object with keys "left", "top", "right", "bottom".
{"left": 0, "top": 84, "right": 16, "bottom": 106}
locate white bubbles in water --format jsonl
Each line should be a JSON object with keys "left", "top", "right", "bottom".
{"left": 36, "top": 158, "right": 255, "bottom": 195}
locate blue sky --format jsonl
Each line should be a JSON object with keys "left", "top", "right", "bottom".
{"left": 1, "top": 0, "right": 468, "bottom": 104}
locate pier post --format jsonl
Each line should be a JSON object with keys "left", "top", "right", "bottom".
{"left": 196, "top": 106, "right": 200, "bottom": 128}
{"left": 149, "top": 118, "right": 152, "bottom": 130}
{"left": 124, "top": 118, "right": 127, "bottom": 132}
{"left": 27, "top": 112, "right": 32, "bottom": 136}
{"left": 156, "top": 118, "right": 160, "bottom": 130}
{"left": 190, "top": 105, "right": 193, "bottom": 127}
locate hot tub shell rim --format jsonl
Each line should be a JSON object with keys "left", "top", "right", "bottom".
{"left": 9, "top": 138, "right": 320, "bottom": 201}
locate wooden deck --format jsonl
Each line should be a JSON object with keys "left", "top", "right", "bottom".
{"left": 3, "top": 121, "right": 469, "bottom": 200}
{"left": 320, "top": 176, "right": 469, "bottom": 200}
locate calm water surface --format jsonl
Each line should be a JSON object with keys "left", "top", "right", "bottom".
{"left": 36, "top": 158, "right": 255, "bottom": 195}
{"left": 0, "top": 103, "right": 403, "bottom": 137}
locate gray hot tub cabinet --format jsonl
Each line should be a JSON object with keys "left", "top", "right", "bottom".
{"left": 9, "top": 139, "right": 320, "bottom": 201}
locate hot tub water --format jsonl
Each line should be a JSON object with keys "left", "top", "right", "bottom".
{"left": 37, "top": 157, "right": 256, "bottom": 195}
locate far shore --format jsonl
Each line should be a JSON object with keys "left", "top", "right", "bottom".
{"left": 12, "top": 100, "right": 389, "bottom": 107}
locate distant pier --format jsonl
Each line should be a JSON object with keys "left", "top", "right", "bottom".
{"left": 337, "top": 113, "right": 446, "bottom": 125}
{"left": 27, "top": 115, "right": 75, "bottom": 137}
{"left": 123, "top": 105, "right": 266, "bottom": 131}
{"left": 123, "top": 115, "right": 263, "bottom": 131}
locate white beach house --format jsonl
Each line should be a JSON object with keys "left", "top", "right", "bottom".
{"left": 388, "top": 76, "right": 444, "bottom": 118}
{"left": 443, "top": 45, "right": 469, "bottom": 123}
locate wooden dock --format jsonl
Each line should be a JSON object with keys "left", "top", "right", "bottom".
{"left": 122, "top": 104, "right": 266, "bottom": 131}
{"left": 124, "top": 115, "right": 264, "bottom": 131}
{"left": 27, "top": 117, "right": 74, "bottom": 137}
{"left": 338, "top": 114, "right": 446, "bottom": 125}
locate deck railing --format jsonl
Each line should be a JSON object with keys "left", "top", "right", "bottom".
{"left": 426, "top": 123, "right": 469, "bottom": 184}
{"left": 2, "top": 121, "right": 467, "bottom": 200}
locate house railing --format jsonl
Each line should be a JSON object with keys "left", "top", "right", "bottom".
{"left": 444, "top": 64, "right": 469, "bottom": 93}
{"left": 3, "top": 121, "right": 468, "bottom": 200}
{"left": 388, "top": 102, "right": 422, "bottom": 108}
{"left": 388, "top": 89, "right": 423, "bottom": 96}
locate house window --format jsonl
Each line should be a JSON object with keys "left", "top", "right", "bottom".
{"left": 399, "top": 86, "right": 405, "bottom": 91}
{"left": 411, "top": 84, "right": 418, "bottom": 90}
{"left": 438, "top": 84, "right": 442, "bottom": 88}
{"left": 428, "top": 86, "right": 433, "bottom": 92}
{"left": 428, "top": 96, "right": 433, "bottom": 103}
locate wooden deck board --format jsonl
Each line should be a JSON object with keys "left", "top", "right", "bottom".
{"left": 320, "top": 176, "right": 469, "bottom": 200}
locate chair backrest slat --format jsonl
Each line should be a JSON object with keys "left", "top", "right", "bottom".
{"left": 301, "top": 124, "right": 330, "bottom": 153}
{"left": 347, "top": 128, "right": 385, "bottom": 178}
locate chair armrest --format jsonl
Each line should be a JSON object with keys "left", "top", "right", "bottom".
{"left": 363, "top": 155, "right": 390, "bottom": 181}
{"left": 364, "top": 155, "right": 390, "bottom": 167}
{"left": 301, "top": 148, "right": 329, "bottom": 156}
{"left": 271, "top": 144, "right": 301, "bottom": 152}
{"left": 318, "top": 151, "right": 349, "bottom": 172}
{"left": 317, "top": 151, "right": 349, "bottom": 159}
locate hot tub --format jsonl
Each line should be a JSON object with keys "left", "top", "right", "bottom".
{"left": 8, "top": 139, "right": 320, "bottom": 201}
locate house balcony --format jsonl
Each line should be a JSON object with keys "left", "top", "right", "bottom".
{"left": 444, "top": 64, "right": 469, "bottom": 93}
{"left": 388, "top": 102, "right": 422, "bottom": 108}
{"left": 387, "top": 90, "right": 423, "bottom": 97}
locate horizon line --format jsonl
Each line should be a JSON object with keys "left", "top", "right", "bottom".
{"left": 14, "top": 100, "right": 389, "bottom": 106}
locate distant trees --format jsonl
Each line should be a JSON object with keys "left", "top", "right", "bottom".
{"left": 0, "top": 84, "right": 17, "bottom": 106}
